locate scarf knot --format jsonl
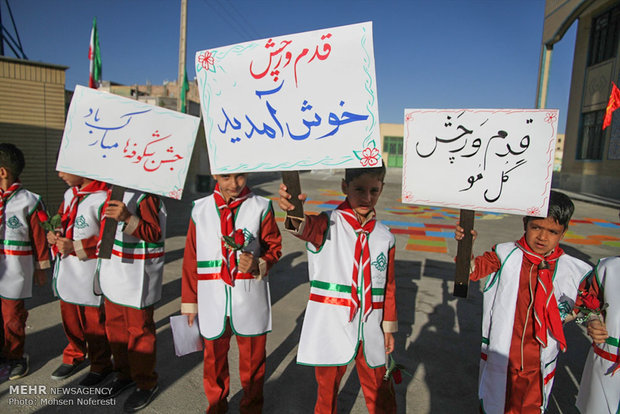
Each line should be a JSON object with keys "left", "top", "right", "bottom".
{"left": 62, "top": 180, "right": 109, "bottom": 241}
{"left": 0, "top": 180, "right": 22, "bottom": 224}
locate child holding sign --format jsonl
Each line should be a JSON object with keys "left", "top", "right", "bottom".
{"left": 47, "top": 172, "right": 112, "bottom": 385}
{"left": 98, "top": 191, "right": 166, "bottom": 412}
{"left": 278, "top": 165, "right": 397, "bottom": 413}
{"left": 0, "top": 143, "right": 50, "bottom": 380}
{"left": 455, "top": 190, "right": 591, "bottom": 413}
{"left": 575, "top": 249, "right": 620, "bottom": 413}
{"left": 181, "top": 173, "right": 282, "bottom": 413}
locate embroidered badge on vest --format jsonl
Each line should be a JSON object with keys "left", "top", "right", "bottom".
{"left": 558, "top": 300, "right": 572, "bottom": 321}
{"left": 243, "top": 228, "right": 255, "bottom": 245}
{"left": 74, "top": 215, "right": 89, "bottom": 229}
{"left": 372, "top": 252, "right": 387, "bottom": 271}
{"left": 6, "top": 215, "right": 22, "bottom": 229}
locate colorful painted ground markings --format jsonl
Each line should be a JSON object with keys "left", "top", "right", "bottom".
{"left": 562, "top": 218, "right": 620, "bottom": 247}
{"left": 383, "top": 221, "right": 455, "bottom": 253}
{"left": 385, "top": 204, "right": 507, "bottom": 220}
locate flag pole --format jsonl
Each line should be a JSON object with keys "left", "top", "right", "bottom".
{"left": 177, "top": 0, "right": 188, "bottom": 112}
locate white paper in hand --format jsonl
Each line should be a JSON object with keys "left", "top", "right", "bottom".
{"left": 170, "top": 315, "right": 204, "bottom": 357}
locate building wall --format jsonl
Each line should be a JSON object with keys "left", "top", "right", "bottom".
{"left": 0, "top": 57, "right": 68, "bottom": 210}
{"left": 558, "top": 0, "right": 620, "bottom": 197}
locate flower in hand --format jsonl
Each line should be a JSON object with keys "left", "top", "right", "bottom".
{"left": 223, "top": 229, "right": 247, "bottom": 251}
{"left": 38, "top": 211, "right": 63, "bottom": 233}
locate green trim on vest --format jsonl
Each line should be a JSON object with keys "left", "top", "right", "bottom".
{"left": 481, "top": 336, "right": 489, "bottom": 345}
{"left": 310, "top": 280, "right": 384, "bottom": 295}
{"left": 113, "top": 240, "right": 164, "bottom": 249}
{"left": 0, "top": 239, "right": 32, "bottom": 246}
{"left": 605, "top": 336, "right": 619, "bottom": 347}
{"left": 197, "top": 260, "right": 222, "bottom": 268}
{"left": 483, "top": 245, "right": 518, "bottom": 292}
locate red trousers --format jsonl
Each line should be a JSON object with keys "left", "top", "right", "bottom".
{"left": 59, "top": 300, "right": 111, "bottom": 372}
{"left": 104, "top": 299, "right": 157, "bottom": 389}
{"left": 202, "top": 319, "right": 266, "bottom": 414}
{"left": 504, "top": 366, "right": 543, "bottom": 413}
{"left": 314, "top": 342, "right": 396, "bottom": 414}
{"left": 1, "top": 298, "right": 27, "bottom": 360}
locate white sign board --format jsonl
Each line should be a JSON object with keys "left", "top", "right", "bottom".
{"left": 402, "top": 109, "right": 559, "bottom": 216}
{"left": 57, "top": 85, "right": 200, "bottom": 199}
{"left": 195, "top": 21, "right": 381, "bottom": 173}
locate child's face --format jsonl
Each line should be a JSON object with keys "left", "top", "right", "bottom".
{"left": 523, "top": 216, "right": 567, "bottom": 255}
{"left": 341, "top": 174, "right": 383, "bottom": 218}
{"left": 58, "top": 171, "right": 85, "bottom": 188}
{"left": 213, "top": 173, "right": 248, "bottom": 202}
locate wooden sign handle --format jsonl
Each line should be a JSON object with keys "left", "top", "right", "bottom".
{"left": 98, "top": 185, "right": 125, "bottom": 259}
{"left": 281, "top": 171, "right": 304, "bottom": 220}
{"left": 454, "top": 209, "right": 475, "bottom": 298}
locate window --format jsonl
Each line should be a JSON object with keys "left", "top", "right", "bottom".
{"left": 588, "top": 4, "right": 620, "bottom": 66}
{"left": 578, "top": 110, "right": 605, "bottom": 160}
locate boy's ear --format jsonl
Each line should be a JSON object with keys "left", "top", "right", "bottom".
{"left": 522, "top": 217, "right": 528, "bottom": 231}
{"left": 340, "top": 179, "right": 348, "bottom": 195}
{"left": 0, "top": 167, "right": 8, "bottom": 179}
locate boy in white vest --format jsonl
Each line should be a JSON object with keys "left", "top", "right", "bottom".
{"left": 455, "top": 190, "right": 592, "bottom": 413}
{"left": 0, "top": 143, "right": 50, "bottom": 380}
{"left": 99, "top": 191, "right": 166, "bottom": 412}
{"left": 575, "top": 226, "right": 619, "bottom": 413}
{"left": 181, "top": 173, "right": 282, "bottom": 414}
{"left": 278, "top": 165, "right": 398, "bottom": 414}
{"left": 46, "top": 172, "right": 112, "bottom": 386}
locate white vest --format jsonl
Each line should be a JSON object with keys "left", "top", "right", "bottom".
{"left": 53, "top": 189, "right": 107, "bottom": 307}
{"left": 479, "top": 242, "right": 591, "bottom": 414}
{"left": 0, "top": 188, "right": 42, "bottom": 299}
{"left": 297, "top": 210, "right": 394, "bottom": 368}
{"left": 193, "top": 194, "right": 273, "bottom": 339}
{"left": 98, "top": 191, "right": 166, "bottom": 309}
{"left": 576, "top": 256, "right": 620, "bottom": 414}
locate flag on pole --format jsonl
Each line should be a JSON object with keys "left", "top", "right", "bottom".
{"left": 602, "top": 81, "right": 620, "bottom": 130}
{"left": 88, "top": 17, "right": 102, "bottom": 89}
{"left": 180, "top": 67, "right": 189, "bottom": 113}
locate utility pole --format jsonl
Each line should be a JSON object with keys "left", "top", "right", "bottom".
{"left": 177, "top": 0, "right": 187, "bottom": 112}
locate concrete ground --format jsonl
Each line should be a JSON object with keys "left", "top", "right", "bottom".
{"left": 0, "top": 169, "right": 618, "bottom": 413}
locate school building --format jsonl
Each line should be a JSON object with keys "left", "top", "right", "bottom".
{"left": 0, "top": 56, "right": 68, "bottom": 209}
{"left": 540, "top": 0, "right": 620, "bottom": 199}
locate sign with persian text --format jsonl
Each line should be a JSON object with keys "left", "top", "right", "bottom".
{"left": 195, "top": 21, "right": 380, "bottom": 173}
{"left": 57, "top": 85, "right": 200, "bottom": 199}
{"left": 402, "top": 109, "right": 559, "bottom": 216}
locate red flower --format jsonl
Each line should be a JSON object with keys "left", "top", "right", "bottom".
{"left": 392, "top": 367, "right": 402, "bottom": 384}
{"left": 361, "top": 147, "right": 379, "bottom": 166}
{"left": 580, "top": 291, "right": 600, "bottom": 311}
{"left": 233, "top": 229, "right": 245, "bottom": 246}
{"left": 37, "top": 210, "right": 49, "bottom": 223}
{"left": 198, "top": 51, "right": 214, "bottom": 71}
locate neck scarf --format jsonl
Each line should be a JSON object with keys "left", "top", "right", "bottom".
{"left": 0, "top": 180, "right": 22, "bottom": 223}
{"left": 213, "top": 184, "right": 251, "bottom": 287}
{"left": 516, "top": 235, "right": 566, "bottom": 351}
{"left": 337, "top": 200, "right": 376, "bottom": 323}
{"left": 62, "top": 180, "right": 109, "bottom": 240}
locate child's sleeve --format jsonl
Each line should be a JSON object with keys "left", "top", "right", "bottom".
{"left": 29, "top": 200, "right": 51, "bottom": 270}
{"left": 181, "top": 219, "right": 198, "bottom": 314}
{"left": 256, "top": 203, "right": 282, "bottom": 278}
{"left": 285, "top": 212, "right": 329, "bottom": 249}
{"left": 382, "top": 245, "right": 398, "bottom": 333}
{"left": 125, "top": 194, "right": 162, "bottom": 243}
{"left": 469, "top": 248, "right": 501, "bottom": 282}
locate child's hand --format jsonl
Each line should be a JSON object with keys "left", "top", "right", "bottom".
{"left": 238, "top": 252, "right": 258, "bottom": 275}
{"left": 277, "top": 183, "right": 307, "bottom": 212}
{"left": 34, "top": 269, "right": 47, "bottom": 286}
{"left": 184, "top": 312, "right": 197, "bottom": 327}
{"left": 454, "top": 221, "right": 478, "bottom": 242}
{"left": 46, "top": 231, "right": 58, "bottom": 246}
{"left": 587, "top": 318, "right": 609, "bottom": 344}
{"left": 56, "top": 236, "right": 74, "bottom": 255}
{"left": 105, "top": 200, "right": 131, "bottom": 222}
{"left": 384, "top": 332, "right": 394, "bottom": 354}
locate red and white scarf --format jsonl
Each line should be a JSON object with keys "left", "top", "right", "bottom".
{"left": 0, "top": 180, "right": 22, "bottom": 223}
{"left": 62, "top": 180, "right": 109, "bottom": 240}
{"left": 213, "top": 184, "right": 251, "bottom": 287}
{"left": 516, "top": 236, "right": 566, "bottom": 351}
{"left": 337, "top": 200, "right": 376, "bottom": 323}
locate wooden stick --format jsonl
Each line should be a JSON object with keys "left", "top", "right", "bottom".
{"left": 281, "top": 171, "right": 304, "bottom": 220}
{"left": 98, "top": 185, "right": 125, "bottom": 259}
{"left": 453, "top": 209, "right": 475, "bottom": 298}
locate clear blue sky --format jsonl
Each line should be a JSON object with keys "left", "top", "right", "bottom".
{"left": 5, "top": 0, "right": 576, "bottom": 132}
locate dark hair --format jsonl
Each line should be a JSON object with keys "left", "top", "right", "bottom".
{"left": 0, "top": 143, "right": 25, "bottom": 178}
{"left": 344, "top": 164, "right": 386, "bottom": 184}
{"left": 525, "top": 190, "right": 574, "bottom": 230}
